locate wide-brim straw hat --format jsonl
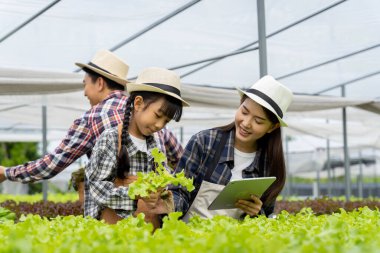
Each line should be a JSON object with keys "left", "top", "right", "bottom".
{"left": 237, "top": 75, "right": 293, "bottom": 127}
{"left": 127, "top": 67, "right": 190, "bottom": 106}
{"left": 75, "top": 50, "right": 129, "bottom": 86}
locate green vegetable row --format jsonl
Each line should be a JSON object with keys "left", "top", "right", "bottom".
{"left": 0, "top": 207, "right": 379, "bottom": 253}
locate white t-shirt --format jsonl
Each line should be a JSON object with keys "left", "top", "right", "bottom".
{"left": 231, "top": 148, "right": 256, "bottom": 180}
{"left": 129, "top": 134, "right": 148, "bottom": 153}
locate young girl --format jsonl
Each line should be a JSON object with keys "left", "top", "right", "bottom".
{"left": 84, "top": 67, "right": 189, "bottom": 224}
{"left": 172, "top": 75, "right": 293, "bottom": 221}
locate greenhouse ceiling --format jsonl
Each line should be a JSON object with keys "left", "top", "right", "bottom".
{"left": 0, "top": 0, "right": 380, "bottom": 148}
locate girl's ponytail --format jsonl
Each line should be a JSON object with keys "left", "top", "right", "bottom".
{"left": 116, "top": 95, "right": 134, "bottom": 179}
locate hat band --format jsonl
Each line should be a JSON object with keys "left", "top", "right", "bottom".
{"left": 144, "top": 83, "right": 181, "bottom": 97}
{"left": 88, "top": 62, "right": 117, "bottom": 77}
{"left": 246, "top": 89, "right": 283, "bottom": 118}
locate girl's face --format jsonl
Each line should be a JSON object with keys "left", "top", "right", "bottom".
{"left": 234, "top": 98, "right": 279, "bottom": 152}
{"left": 129, "top": 96, "right": 172, "bottom": 139}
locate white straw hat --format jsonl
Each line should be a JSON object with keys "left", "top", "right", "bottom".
{"left": 127, "top": 67, "right": 189, "bottom": 106}
{"left": 237, "top": 75, "right": 293, "bottom": 126}
{"left": 75, "top": 50, "right": 129, "bottom": 86}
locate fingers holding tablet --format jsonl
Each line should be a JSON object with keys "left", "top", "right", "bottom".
{"left": 235, "top": 195, "right": 263, "bottom": 216}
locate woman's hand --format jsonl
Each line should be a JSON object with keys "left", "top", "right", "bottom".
{"left": 235, "top": 195, "right": 263, "bottom": 217}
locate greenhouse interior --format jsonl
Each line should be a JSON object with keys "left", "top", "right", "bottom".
{"left": 0, "top": 0, "right": 380, "bottom": 252}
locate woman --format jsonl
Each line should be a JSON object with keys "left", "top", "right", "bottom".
{"left": 172, "top": 75, "right": 293, "bottom": 221}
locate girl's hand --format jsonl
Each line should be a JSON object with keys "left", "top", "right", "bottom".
{"left": 138, "top": 190, "right": 174, "bottom": 214}
{"left": 235, "top": 195, "right": 263, "bottom": 217}
{"left": 114, "top": 175, "right": 138, "bottom": 187}
{"left": 140, "top": 191, "right": 161, "bottom": 210}
{"left": 150, "top": 190, "right": 174, "bottom": 214}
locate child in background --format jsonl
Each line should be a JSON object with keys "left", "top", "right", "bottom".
{"left": 85, "top": 67, "right": 189, "bottom": 226}
{"left": 69, "top": 167, "right": 85, "bottom": 206}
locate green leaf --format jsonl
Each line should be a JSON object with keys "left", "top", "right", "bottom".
{"left": 127, "top": 148, "right": 194, "bottom": 199}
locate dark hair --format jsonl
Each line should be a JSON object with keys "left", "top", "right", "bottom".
{"left": 219, "top": 95, "right": 286, "bottom": 206}
{"left": 82, "top": 67, "right": 125, "bottom": 91}
{"left": 116, "top": 91, "right": 183, "bottom": 178}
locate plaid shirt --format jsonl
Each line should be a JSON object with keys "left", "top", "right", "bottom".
{"left": 84, "top": 128, "right": 160, "bottom": 219}
{"left": 172, "top": 127, "right": 275, "bottom": 216}
{"left": 5, "top": 90, "right": 183, "bottom": 183}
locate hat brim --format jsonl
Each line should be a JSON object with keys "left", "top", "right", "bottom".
{"left": 236, "top": 88, "right": 287, "bottom": 127}
{"left": 127, "top": 82, "right": 190, "bottom": 107}
{"left": 75, "top": 62, "right": 128, "bottom": 86}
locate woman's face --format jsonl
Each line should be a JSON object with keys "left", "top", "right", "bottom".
{"left": 234, "top": 98, "right": 278, "bottom": 152}
{"left": 129, "top": 96, "right": 172, "bottom": 139}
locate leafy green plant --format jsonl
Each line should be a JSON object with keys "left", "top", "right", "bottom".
{"left": 0, "top": 207, "right": 16, "bottom": 222}
{"left": 1, "top": 208, "right": 380, "bottom": 252}
{"left": 128, "top": 148, "right": 194, "bottom": 199}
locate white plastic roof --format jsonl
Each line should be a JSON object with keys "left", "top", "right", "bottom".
{"left": 1, "top": 0, "right": 380, "bottom": 150}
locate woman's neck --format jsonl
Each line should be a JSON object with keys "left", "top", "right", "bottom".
{"left": 234, "top": 138, "right": 257, "bottom": 153}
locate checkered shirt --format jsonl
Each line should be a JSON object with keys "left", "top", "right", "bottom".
{"left": 5, "top": 90, "right": 183, "bottom": 183}
{"left": 84, "top": 128, "right": 162, "bottom": 219}
{"left": 171, "top": 127, "right": 275, "bottom": 216}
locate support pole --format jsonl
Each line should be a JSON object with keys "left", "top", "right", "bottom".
{"left": 180, "top": 126, "right": 184, "bottom": 144}
{"left": 42, "top": 103, "right": 48, "bottom": 201}
{"left": 256, "top": 0, "right": 268, "bottom": 77}
{"left": 326, "top": 137, "right": 332, "bottom": 196}
{"left": 358, "top": 150, "right": 363, "bottom": 198}
{"left": 341, "top": 86, "right": 351, "bottom": 201}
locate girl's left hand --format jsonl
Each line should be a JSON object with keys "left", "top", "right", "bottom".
{"left": 150, "top": 190, "right": 174, "bottom": 214}
{"left": 140, "top": 191, "right": 161, "bottom": 210}
{"left": 235, "top": 195, "right": 263, "bottom": 217}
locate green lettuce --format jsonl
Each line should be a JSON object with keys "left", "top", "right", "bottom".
{"left": 128, "top": 148, "right": 195, "bottom": 199}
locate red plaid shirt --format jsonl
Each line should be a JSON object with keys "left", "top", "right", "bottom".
{"left": 5, "top": 90, "right": 183, "bottom": 183}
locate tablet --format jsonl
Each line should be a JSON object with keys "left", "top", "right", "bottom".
{"left": 208, "top": 177, "right": 276, "bottom": 210}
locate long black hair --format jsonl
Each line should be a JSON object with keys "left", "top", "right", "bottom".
{"left": 219, "top": 95, "right": 286, "bottom": 207}
{"left": 116, "top": 91, "right": 183, "bottom": 179}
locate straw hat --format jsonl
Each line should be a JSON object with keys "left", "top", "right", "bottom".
{"left": 237, "top": 75, "right": 293, "bottom": 126}
{"left": 127, "top": 67, "right": 189, "bottom": 106}
{"left": 75, "top": 50, "right": 129, "bottom": 86}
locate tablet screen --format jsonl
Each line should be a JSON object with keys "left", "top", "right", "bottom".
{"left": 208, "top": 177, "right": 276, "bottom": 210}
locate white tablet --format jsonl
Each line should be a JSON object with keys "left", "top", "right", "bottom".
{"left": 208, "top": 177, "right": 276, "bottom": 210}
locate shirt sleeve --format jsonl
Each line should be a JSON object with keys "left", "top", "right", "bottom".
{"left": 171, "top": 133, "right": 204, "bottom": 215}
{"left": 5, "top": 115, "right": 94, "bottom": 183}
{"left": 157, "top": 128, "right": 183, "bottom": 169}
{"left": 86, "top": 130, "right": 135, "bottom": 211}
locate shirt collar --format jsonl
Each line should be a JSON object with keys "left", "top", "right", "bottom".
{"left": 103, "top": 90, "right": 125, "bottom": 101}
{"left": 126, "top": 133, "right": 157, "bottom": 159}
{"left": 217, "top": 128, "right": 262, "bottom": 173}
